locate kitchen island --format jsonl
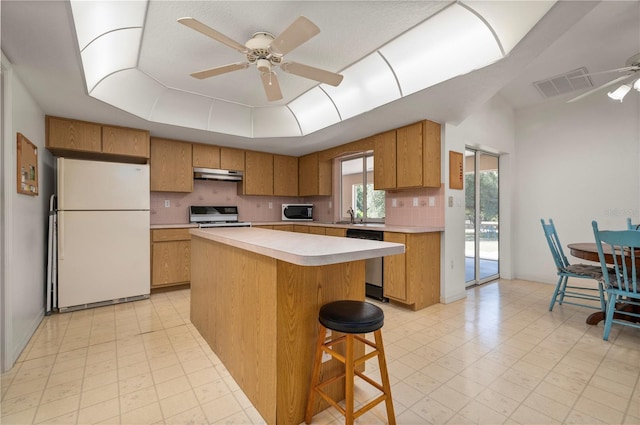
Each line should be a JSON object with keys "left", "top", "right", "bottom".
{"left": 189, "top": 227, "right": 404, "bottom": 425}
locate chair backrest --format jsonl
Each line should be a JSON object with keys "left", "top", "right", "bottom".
{"left": 592, "top": 220, "right": 640, "bottom": 294}
{"left": 626, "top": 217, "right": 640, "bottom": 230}
{"left": 541, "top": 218, "right": 571, "bottom": 271}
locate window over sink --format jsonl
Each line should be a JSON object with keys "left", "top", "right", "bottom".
{"left": 340, "top": 153, "right": 385, "bottom": 223}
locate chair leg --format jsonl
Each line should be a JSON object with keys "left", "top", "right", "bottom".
{"left": 345, "top": 334, "right": 355, "bottom": 425}
{"left": 373, "top": 329, "right": 396, "bottom": 425}
{"left": 598, "top": 280, "right": 607, "bottom": 312}
{"left": 549, "top": 275, "right": 564, "bottom": 311}
{"left": 305, "top": 323, "right": 327, "bottom": 424}
{"left": 557, "top": 275, "right": 569, "bottom": 305}
{"left": 603, "top": 293, "right": 617, "bottom": 341}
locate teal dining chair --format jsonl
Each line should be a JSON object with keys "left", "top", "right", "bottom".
{"left": 592, "top": 221, "right": 640, "bottom": 340}
{"left": 541, "top": 219, "right": 606, "bottom": 311}
{"left": 626, "top": 217, "right": 640, "bottom": 230}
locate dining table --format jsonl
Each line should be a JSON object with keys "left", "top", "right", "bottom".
{"left": 567, "top": 242, "right": 640, "bottom": 325}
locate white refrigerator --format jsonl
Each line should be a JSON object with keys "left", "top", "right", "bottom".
{"left": 57, "top": 158, "right": 150, "bottom": 311}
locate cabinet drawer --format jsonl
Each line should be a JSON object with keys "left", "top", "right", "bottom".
{"left": 152, "top": 228, "right": 192, "bottom": 242}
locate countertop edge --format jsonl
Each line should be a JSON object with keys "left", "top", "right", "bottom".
{"left": 190, "top": 227, "right": 405, "bottom": 266}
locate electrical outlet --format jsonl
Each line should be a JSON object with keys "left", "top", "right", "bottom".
{"left": 413, "top": 197, "right": 419, "bottom": 207}
{"left": 268, "top": 202, "right": 273, "bottom": 209}
{"left": 392, "top": 198, "right": 397, "bottom": 208}
{"left": 164, "top": 200, "right": 170, "bottom": 208}
{"left": 428, "top": 196, "right": 435, "bottom": 207}
{"left": 448, "top": 196, "right": 453, "bottom": 207}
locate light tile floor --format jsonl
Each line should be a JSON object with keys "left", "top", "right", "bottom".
{"left": 1, "top": 279, "right": 639, "bottom": 425}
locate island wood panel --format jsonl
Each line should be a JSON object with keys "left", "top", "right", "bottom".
{"left": 191, "top": 237, "right": 278, "bottom": 423}
{"left": 192, "top": 143, "right": 220, "bottom": 168}
{"left": 190, "top": 235, "right": 366, "bottom": 425}
{"left": 276, "top": 259, "right": 365, "bottom": 425}
{"left": 308, "top": 227, "right": 325, "bottom": 235}
{"left": 102, "top": 125, "right": 150, "bottom": 158}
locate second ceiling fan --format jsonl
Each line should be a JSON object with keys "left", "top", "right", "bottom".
{"left": 178, "top": 16, "right": 344, "bottom": 101}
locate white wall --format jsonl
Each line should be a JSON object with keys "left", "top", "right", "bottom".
{"left": 513, "top": 94, "right": 640, "bottom": 284}
{"left": 1, "top": 54, "right": 54, "bottom": 372}
{"left": 442, "top": 95, "right": 516, "bottom": 303}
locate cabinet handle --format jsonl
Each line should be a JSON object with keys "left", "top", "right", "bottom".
{"left": 58, "top": 211, "right": 64, "bottom": 260}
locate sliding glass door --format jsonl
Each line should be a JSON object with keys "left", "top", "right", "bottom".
{"left": 465, "top": 149, "right": 499, "bottom": 286}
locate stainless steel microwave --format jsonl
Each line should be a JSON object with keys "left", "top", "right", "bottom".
{"left": 282, "top": 204, "right": 314, "bottom": 221}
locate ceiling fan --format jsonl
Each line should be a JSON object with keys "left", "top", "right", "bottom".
{"left": 568, "top": 52, "right": 640, "bottom": 103}
{"left": 177, "top": 16, "right": 344, "bottom": 102}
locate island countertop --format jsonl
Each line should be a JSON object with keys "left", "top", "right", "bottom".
{"left": 190, "top": 227, "right": 405, "bottom": 266}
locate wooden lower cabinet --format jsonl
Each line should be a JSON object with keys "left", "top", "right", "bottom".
{"left": 308, "top": 227, "right": 325, "bottom": 235}
{"left": 383, "top": 232, "right": 441, "bottom": 310}
{"left": 324, "top": 227, "right": 346, "bottom": 237}
{"left": 151, "top": 228, "right": 191, "bottom": 289}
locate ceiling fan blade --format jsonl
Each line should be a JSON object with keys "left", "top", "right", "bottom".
{"left": 260, "top": 72, "right": 283, "bottom": 101}
{"left": 570, "top": 66, "right": 639, "bottom": 79}
{"left": 281, "top": 62, "right": 343, "bottom": 86}
{"left": 190, "top": 63, "right": 249, "bottom": 79}
{"left": 568, "top": 73, "right": 634, "bottom": 103}
{"left": 178, "top": 17, "right": 248, "bottom": 53}
{"left": 269, "top": 16, "right": 320, "bottom": 56}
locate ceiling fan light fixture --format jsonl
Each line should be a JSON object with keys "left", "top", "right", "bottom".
{"left": 256, "top": 58, "right": 271, "bottom": 73}
{"left": 607, "top": 84, "right": 631, "bottom": 102}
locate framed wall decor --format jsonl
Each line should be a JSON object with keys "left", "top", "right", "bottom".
{"left": 449, "top": 150, "right": 464, "bottom": 190}
{"left": 17, "top": 133, "right": 39, "bottom": 196}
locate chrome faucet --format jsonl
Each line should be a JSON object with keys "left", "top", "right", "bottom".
{"left": 347, "top": 207, "right": 355, "bottom": 224}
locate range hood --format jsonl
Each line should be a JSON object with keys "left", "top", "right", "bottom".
{"left": 193, "top": 167, "right": 243, "bottom": 181}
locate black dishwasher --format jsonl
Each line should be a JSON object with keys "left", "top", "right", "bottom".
{"left": 346, "top": 229, "right": 387, "bottom": 302}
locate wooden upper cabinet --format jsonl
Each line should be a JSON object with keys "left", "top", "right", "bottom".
{"left": 422, "top": 120, "right": 441, "bottom": 188}
{"left": 299, "top": 153, "right": 331, "bottom": 196}
{"left": 46, "top": 116, "right": 101, "bottom": 153}
{"left": 274, "top": 154, "right": 298, "bottom": 196}
{"left": 220, "top": 147, "right": 245, "bottom": 171}
{"left": 396, "top": 122, "right": 424, "bottom": 188}
{"left": 242, "top": 151, "right": 274, "bottom": 196}
{"left": 192, "top": 143, "right": 221, "bottom": 168}
{"left": 102, "top": 125, "right": 149, "bottom": 158}
{"left": 298, "top": 153, "right": 319, "bottom": 196}
{"left": 150, "top": 138, "right": 193, "bottom": 192}
{"left": 373, "top": 131, "right": 397, "bottom": 190}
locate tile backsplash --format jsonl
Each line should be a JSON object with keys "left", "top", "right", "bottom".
{"left": 150, "top": 180, "right": 303, "bottom": 224}
{"left": 150, "top": 180, "right": 444, "bottom": 228}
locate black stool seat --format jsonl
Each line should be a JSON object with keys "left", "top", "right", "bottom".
{"left": 319, "top": 300, "right": 384, "bottom": 334}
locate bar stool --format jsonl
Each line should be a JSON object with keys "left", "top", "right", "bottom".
{"left": 305, "top": 300, "right": 395, "bottom": 425}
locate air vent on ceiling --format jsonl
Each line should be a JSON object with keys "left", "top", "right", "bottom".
{"left": 533, "top": 67, "right": 593, "bottom": 99}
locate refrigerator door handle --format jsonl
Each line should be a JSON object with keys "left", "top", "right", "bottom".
{"left": 58, "top": 158, "right": 64, "bottom": 209}
{"left": 58, "top": 211, "right": 64, "bottom": 260}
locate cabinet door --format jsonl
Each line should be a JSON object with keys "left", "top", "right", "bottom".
{"left": 47, "top": 116, "right": 101, "bottom": 153}
{"left": 298, "top": 153, "right": 319, "bottom": 196}
{"left": 422, "top": 120, "right": 441, "bottom": 188}
{"left": 274, "top": 154, "right": 298, "bottom": 196}
{"left": 193, "top": 144, "right": 220, "bottom": 168}
{"left": 244, "top": 151, "right": 274, "bottom": 195}
{"left": 102, "top": 126, "right": 150, "bottom": 158}
{"left": 152, "top": 228, "right": 191, "bottom": 242}
{"left": 293, "top": 225, "right": 310, "bottom": 233}
{"left": 152, "top": 240, "right": 191, "bottom": 287}
{"left": 150, "top": 138, "right": 193, "bottom": 192}
{"left": 325, "top": 227, "right": 346, "bottom": 237}
{"left": 396, "top": 122, "right": 423, "bottom": 188}
{"left": 318, "top": 159, "right": 332, "bottom": 196}
{"left": 373, "top": 130, "right": 397, "bottom": 190}
{"left": 383, "top": 232, "right": 407, "bottom": 301}
{"left": 308, "top": 227, "right": 325, "bottom": 235}
{"left": 220, "top": 147, "right": 245, "bottom": 171}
